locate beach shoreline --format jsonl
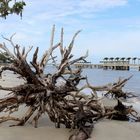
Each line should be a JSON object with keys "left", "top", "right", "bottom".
{"left": 0, "top": 71, "right": 140, "bottom": 140}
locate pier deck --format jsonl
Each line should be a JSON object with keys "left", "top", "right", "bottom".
{"left": 74, "top": 62, "right": 140, "bottom": 71}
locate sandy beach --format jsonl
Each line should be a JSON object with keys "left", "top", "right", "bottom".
{"left": 0, "top": 71, "right": 140, "bottom": 140}
{"left": 0, "top": 119, "right": 140, "bottom": 140}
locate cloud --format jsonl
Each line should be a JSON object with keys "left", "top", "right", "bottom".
{"left": 79, "top": 0, "right": 127, "bottom": 11}
{"left": 76, "top": 29, "right": 140, "bottom": 62}
{"left": 26, "top": 0, "right": 128, "bottom": 20}
{"left": 2, "top": 0, "right": 140, "bottom": 64}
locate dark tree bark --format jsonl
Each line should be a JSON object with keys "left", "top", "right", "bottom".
{"left": 0, "top": 26, "right": 139, "bottom": 140}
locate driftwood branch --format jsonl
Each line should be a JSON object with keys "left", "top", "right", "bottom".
{"left": 0, "top": 27, "right": 139, "bottom": 140}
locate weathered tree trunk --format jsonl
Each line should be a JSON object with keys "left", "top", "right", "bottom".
{"left": 0, "top": 26, "right": 139, "bottom": 140}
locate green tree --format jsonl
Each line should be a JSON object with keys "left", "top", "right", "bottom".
{"left": 0, "top": 0, "right": 26, "bottom": 19}
{"left": 0, "top": 52, "right": 12, "bottom": 63}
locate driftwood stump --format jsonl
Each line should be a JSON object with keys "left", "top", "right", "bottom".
{"left": 0, "top": 26, "right": 139, "bottom": 140}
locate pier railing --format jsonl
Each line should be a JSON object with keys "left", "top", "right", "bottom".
{"left": 74, "top": 61, "right": 140, "bottom": 71}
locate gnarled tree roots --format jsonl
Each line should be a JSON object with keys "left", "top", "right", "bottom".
{"left": 0, "top": 26, "right": 139, "bottom": 140}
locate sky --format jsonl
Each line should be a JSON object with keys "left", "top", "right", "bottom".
{"left": 0, "top": 0, "right": 140, "bottom": 63}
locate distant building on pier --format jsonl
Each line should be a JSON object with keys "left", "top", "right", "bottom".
{"left": 100, "top": 57, "right": 140, "bottom": 70}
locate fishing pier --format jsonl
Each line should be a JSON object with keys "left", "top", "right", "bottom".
{"left": 74, "top": 57, "right": 140, "bottom": 71}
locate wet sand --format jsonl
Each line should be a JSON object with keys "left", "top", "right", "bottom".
{"left": 0, "top": 71, "right": 140, "bottom": 140}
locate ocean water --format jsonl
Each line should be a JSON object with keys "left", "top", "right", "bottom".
{"left": 80, "top": 68, "right": 140, "bottom": 112}
{"left": 45, "top": 66, "right": 140, "bottom": 112}
{"left": 45, "top": 66, "right": 140, "bottom": 96}
{"left": 82, "top": 68, "right": 140, "bottom": 96}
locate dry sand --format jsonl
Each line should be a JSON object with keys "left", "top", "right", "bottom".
{"left": 0, "top": 71, "right": 140, "bottom": 140}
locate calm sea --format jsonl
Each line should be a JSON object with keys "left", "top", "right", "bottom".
{"left": 82, "top": 68, "right": 140, "bottom": 95}
{"left": 45, "top": 66, "right": 140, "bottom": 96}
{"left": 45, "top": 66, "right": 140, "bottom": 111}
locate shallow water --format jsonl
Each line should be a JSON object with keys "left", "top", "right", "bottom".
{"left": 81, "top": 68, "right": 140, "bottom": 112}
{"left": 45, "top": 66, "right": 140, "bottom": 112}
{"left": 45, "top": 66, "right": 140, "bottom": 95}
{"left": 82, "top": 68, "right": 140, "bottom": 95}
